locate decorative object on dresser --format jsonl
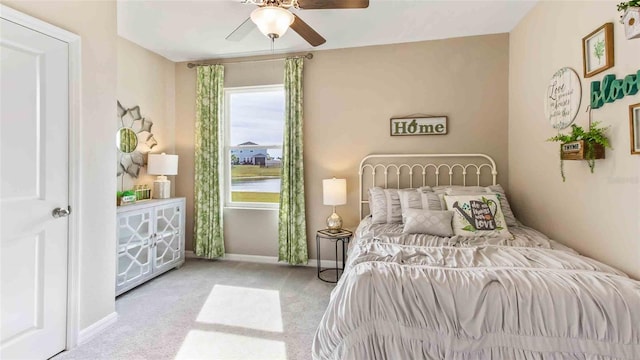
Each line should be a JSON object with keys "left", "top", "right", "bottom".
{"left": 117, "top": 190, "right": 137, "bottom": 206}
{"left": 618, "top": 1, "right": 640, "bottom": 39}
{"left": 147, "top": 153, "right": 179, "bottom": 199}
{"left": 117, "top": 101, "right": 158, "bottom": 190}
{"left": 547, "top": 122, "right": 611, "bottom": 181}
{"left": 582, "top": 23, "right": 614, "bottom": 78}
{"left": 544, "top": 68, "right": 582, "bottom": 130}
{"left": 116, "top": 198, "right": 185, "bottom": 295}
{"left": 630, "top": 103, "right": 640, "bottom": 154}
{"left": 322, "top": 178, "right": 347, "bottom": 232}
{"left": 390, "top": 116, "right": 448, "bottom": 136}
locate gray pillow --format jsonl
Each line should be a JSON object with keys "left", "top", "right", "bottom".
{"left": 398, "top": 188, "right": 443, "bottom": 215}
{"left": 487, "top": 184, "right": 517, "bottom": 227}
{"left": 368, "top": 187, "right": 403, "bottom": 224}
{"left": 403, "top": 209, "right": 454, "bottom": 236}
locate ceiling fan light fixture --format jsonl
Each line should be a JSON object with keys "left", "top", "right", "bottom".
{"left": 250, "top": 6, "right": 295, "bottom": 39}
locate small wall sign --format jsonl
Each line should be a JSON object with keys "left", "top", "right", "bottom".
{"left": 390, "top": 116, "right": 447, "bottom": 136}
{"left": 544, "top": 67, "right": 582, "bottom": 130}
{"left": 562, "top": 142, "right": 582, "bottom": 153}
{"left": 591, "top": 70, "right": 640, "bottom": 109}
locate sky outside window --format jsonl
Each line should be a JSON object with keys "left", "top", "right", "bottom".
{"left": 230, "top": 90, "right": 284, "bottom": 159}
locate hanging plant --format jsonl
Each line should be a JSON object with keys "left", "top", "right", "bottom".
{"left": 547, "top": 122, "right": 611, "bottom": 182}
{"left": 617, "top": 1, "right": 640, "bottom": 15}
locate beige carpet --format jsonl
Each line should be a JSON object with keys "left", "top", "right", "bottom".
{"left": 54, "top": 259, "right": 335, "bottom": 360}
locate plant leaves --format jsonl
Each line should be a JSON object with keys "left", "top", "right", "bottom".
{"left": 462, "top": 225, "right": 476, "bottom": 232}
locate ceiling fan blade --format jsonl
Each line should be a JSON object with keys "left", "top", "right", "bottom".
{"left": 297, "top": 0, "right": 369, "bottom": 9}
{"left": 290, "top": 14, "right": 326, "bottom": 47}
{"left": 225, "top": 17, "right": 255, "bottom": 41}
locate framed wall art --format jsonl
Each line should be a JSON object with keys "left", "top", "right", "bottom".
{"left": 630, "top": 103, "right": 640, "bottom": 155}
{"left": 582, "top": 23, "right": 615, "bottom": 78}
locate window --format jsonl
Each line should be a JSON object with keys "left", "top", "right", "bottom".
{"left": 224, "top": 85, "right": 284, "bottom": 208}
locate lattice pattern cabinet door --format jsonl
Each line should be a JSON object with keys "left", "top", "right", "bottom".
{"left": 153, "top": 203, "right": 184, "bottom": 272}
{"left": 116, "top": 198, "right": 186, "bottom": 296}
{"left": 116, "top": 208, "right": 153, "bottom": 294}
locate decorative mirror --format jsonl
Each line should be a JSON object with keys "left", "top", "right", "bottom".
{"left": 117, "top": 101, "right": 157, "bottom": 185}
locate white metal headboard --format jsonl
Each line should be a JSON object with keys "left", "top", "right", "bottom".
{"left": 359, "top": 153, "right": 498, "bottom": 219}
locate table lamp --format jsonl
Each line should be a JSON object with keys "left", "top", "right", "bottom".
{"left": 147, "top": 153, "right": 178, "bottom": 199}
{"left": 323, "top": 178, "right": 347, "bottom": 232}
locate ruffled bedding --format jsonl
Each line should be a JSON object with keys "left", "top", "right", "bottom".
{"left": 312, "top": 218, "right": 640, "bottom": 360}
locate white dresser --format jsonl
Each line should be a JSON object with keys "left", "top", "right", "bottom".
{"left": 116, "top": 198, "right": 185, "bottom": 296}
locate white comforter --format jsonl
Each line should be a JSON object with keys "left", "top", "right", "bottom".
{"left": 312, "top": 218, "right": 640, "bottom": 360}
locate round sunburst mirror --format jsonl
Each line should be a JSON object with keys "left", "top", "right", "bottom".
{"left": 117, "top": 101, "right": 157, "bottom": 185}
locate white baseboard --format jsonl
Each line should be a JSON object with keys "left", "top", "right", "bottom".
{"left": 77, "top": 311, "right": 118, "bottom": 345}
{"left": 185, "top": 250, "right": 343, "bottom": 268}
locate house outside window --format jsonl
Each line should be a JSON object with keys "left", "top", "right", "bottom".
{"left": 224, "top": 85, "right": 284, "bottom": 208}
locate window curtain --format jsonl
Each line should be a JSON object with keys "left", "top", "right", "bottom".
{"left": 278, "top": 58, "right": 308, "bottom": 265}
{"left": 194, "top": 65, "right": 225, "bottom": 259}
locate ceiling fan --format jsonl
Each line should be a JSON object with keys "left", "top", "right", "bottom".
{"left": 226, "top": 0, "right": 369, "bottom": 47}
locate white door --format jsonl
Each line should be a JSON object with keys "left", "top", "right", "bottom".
{"left": 1, "top": 17, "right": 70, "bottom": 360}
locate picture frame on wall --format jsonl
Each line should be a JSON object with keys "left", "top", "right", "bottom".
{"left": 582, "top": 23, "right": 614, "bottom": 78}
{"left": 630, "top": 103, "right": 640, "bottom": 155}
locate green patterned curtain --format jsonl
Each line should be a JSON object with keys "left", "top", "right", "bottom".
{"left": 278, "top": 58, "right": 308, "bottom": 265}
{"left": 194, "top": 65, "right": 225, "bottom": 259}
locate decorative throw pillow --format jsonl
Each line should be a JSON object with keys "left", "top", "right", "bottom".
{"left": 368, "top": 187, "right": 403, "bottom": 224}
{"left": 443, "top": 185, "right": 517, "bottom": 226}
{"left": 444, "top": 194, "right": 512, "bottom": 238}
{"left": 403, "top": 209, "right": 454, "bottom": 236}
{"left": 398, "top": 187, "right": 443, "bottom": 217}
{"left": 486, "top": 184, "right": 517, "bottom": 227}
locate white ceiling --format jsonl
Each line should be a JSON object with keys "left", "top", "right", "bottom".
{"left": 117, "top": 0, "right": 537, "bottom": 62}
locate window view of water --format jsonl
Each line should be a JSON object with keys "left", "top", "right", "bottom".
{"left": 231, "top": 178, "right": 281, "bottom": 193}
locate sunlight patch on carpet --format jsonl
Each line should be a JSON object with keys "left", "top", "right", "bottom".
{"left": 175, "top": 330, "right": 286, "bottom": 360}
{"left": 196, "top": 285, "right": 283, "bottom": 332}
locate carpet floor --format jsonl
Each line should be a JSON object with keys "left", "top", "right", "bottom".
{"left": 54, "top": 259, "right": 335, "bottom": 360}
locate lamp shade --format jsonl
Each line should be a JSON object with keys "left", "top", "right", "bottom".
{"left": 322, "top": 178, "right": 347, "bottom": 206}
{"left": 147, "top": 153, "right": 179, "bottom": 176}
{"left": 250, "top": 6, "right": 294, "bottom": 38}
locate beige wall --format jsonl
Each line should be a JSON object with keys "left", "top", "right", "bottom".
{"left": 117, "top": 37, "right": 176, "bottom": 192}
{"left": 175, "top": 34, "right": 510, "bottom": 260}
{"left": 509, "top": 1, "right": 640, "bottom": 278}
{"left": 2, "top": 0, "right": 118, "bottom": 330}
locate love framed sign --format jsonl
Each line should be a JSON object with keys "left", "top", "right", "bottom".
{"left": 390, "top": 116, "right": 448, "bottom": 136}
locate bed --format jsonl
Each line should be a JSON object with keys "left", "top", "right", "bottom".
{"left": 312, "top": 154, "right": 640, "bottom": 360}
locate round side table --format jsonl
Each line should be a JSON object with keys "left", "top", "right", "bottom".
{"left": 316, "top": 229, "right": 353, "bottom": 283}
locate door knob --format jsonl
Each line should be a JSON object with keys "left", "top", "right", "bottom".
{"left": 52, "top": 207, "right": 71, "bottom": 218}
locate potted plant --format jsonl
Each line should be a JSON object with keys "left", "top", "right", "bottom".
{"left": 547, "top": 122, "right": 611, "bottom": 182}
{"left": 618, "top": 1, "right": 640, "bottom": 39}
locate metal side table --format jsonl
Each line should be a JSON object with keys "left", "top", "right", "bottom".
{"left": 316, "top": 229, "right": 353, "bottom": 283}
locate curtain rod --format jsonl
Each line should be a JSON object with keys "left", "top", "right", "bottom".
{"left": 187, "top": 53, "right": 313, "bottom": 68}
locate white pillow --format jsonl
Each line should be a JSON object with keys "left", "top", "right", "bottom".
{"left": 433, "top": 184, "right": 517, "bottom": 226}
{"left": 403, "top": 209, "right": 454, "bottom": 237}
{"left": 444, "top": 194, "right": 512, "bottom": 239}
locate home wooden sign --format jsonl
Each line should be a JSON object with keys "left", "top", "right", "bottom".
{"left": 390, "top": 116, "right": 448, "bottom": 136}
